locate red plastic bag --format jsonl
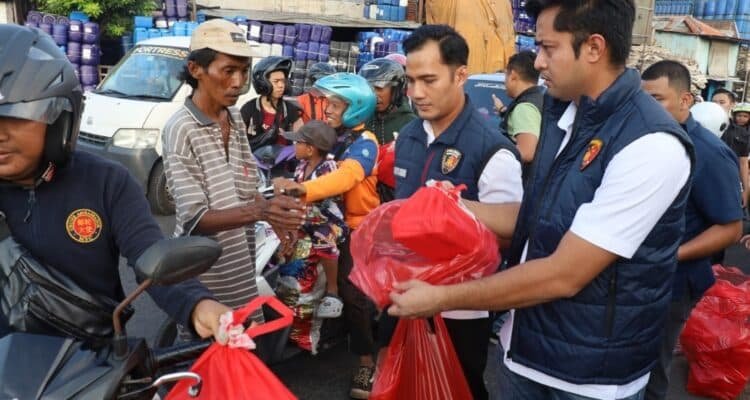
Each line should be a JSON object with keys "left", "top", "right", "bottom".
{"left": 166, "top": 296, "right": 297, "bottom": 400}
{"left": 391, "top": 184, "right": 486, "bottom": 262}
{"left": 370, "top": 316, "right": 473, "bottom": 400}
{"left": 680, "top": 266, "right": 750, "bottom": 400}
{"left": 377, "top": 142, "right": 396, "bottom": 189}
{"left": 349, "top": 189, "right": 499, "bottom": 309}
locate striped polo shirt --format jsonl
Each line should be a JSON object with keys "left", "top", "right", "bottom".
{"left": 163, "top": 98, "right": 262, "bottom": 318}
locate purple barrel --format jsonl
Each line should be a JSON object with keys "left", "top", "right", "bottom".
{"left": 261, "top": 24, "right": 274, "bottom": 43}
{"left": 282, "top": 44, "right": 294, "bottom": 57}
{"left": 68, "top": 20, "right": 83, "bottom": 42}
{"left": 52, "top": 23, "right": 68, "bottom": 45}
{"left": 82, "top": 22, "right": 100, "bottom": 44}
{"left": 39, "top": 23, "right": 52, "bottom": 35}
{"left": 294, "top": 42, "right": 308, "bottom": 61}
{"left": 248, "top": 20, "right": 262, "bottom": 41}
{"left": 41, "top": 14, "right": 57, "bottom": 24}
{"left": 83, "top": 85, "right": 97, "bottom": 93}
{"left": 57, "top": 16, "right": 70, "bottom": 24}
{"left": 319, "top": 26, "right": 332, "bottom": 44}
{"left": 284, "top": 25, "right": 296, "bottom": 45}
{"left": 177, "top": 4, "right": 188, "bottom": 17}
{"left": 26, "top": 10, "right": 43, "bottom": 23}
{"left": 319, "top": 43, "right": 330, "bottom": 62}
{"left": 308, "top": 42, "right": 320, "bottom": 61}
{"left": 310, "top": 25, "right": 322, "bottom": 42}
{"left": 296, "top": 23, "right": 311, "bottom": 42}
{"left": 67, "top": 41, "right": 81, "bottom": 64}
{"left": 81, "top": 43, "right": 100, "bottom": 66}
{"left": 80, "top": 65, "right": 99, "bottom": 85}
{"left": 164, "top": 0, "right": 177, "bottom": 17}
{"left": 273, "top": 24, "right": 285, "bottom": 44}
{"left": 24, "top": 21, "right": 38, "bottom": 28}
{"left": 71, "top": 63, "right": 80, "bottom": 80}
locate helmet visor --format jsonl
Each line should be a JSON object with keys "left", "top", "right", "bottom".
{"left": 0, "top": 97, "right": 72, "bottom": 125}
{"left": 309, "top": 87, "right": 349, "bottom": 105}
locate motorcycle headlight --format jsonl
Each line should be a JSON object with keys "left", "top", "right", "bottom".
{"left": 112, "top": 129, "right": 160, "bottom": 149}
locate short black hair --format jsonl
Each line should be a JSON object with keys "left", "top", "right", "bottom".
{"left": 180, "top": 48, "right": 218, "bottom": 89}
{"left": 403, "top": 24, "right": 469, "bottom": 67}
{"left": 525, "top": 0, "right": 635, "bottom": 66}
{"left": 641, "top": 60, "right": 691, "bottom": 93}
{"left": 712, "top": 88, "right": 736, "bottom": 103}
{"left": 507, "top": 50, "right": 540, "bottom": 83}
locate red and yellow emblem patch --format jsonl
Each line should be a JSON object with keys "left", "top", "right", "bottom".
{"left": 66, "top": 209, "right": 102, "bottom": 243}
{"left": 581, "top": 139, "right": 604, "bottom": 171}
{"left": 441, "top": 148, "right": 463, "bottom": 174}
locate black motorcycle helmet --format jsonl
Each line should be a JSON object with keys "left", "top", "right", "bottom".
{"left": 251, "top": 56, "right": 293, "bottom": 97}
{"left": 308, "top": 62, "right": 336, "bottom": 84}
{"left": 358, "top": 58, "right": 406, "bottom": 108}
{"left": 0, "top": 25, "right": 82, "bottom": 174}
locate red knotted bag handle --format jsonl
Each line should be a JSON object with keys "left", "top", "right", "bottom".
{"left": 230, "top": 296, "right": 294, "bottom": 338}
{"left": 431, "top": 182, "right": 467, "bottom": 201}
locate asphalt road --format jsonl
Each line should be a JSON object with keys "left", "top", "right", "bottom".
{"left": 121, "top": 215, "right": 750, "bottom": 400}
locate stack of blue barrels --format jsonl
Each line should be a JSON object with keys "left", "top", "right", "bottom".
{"left": 25, "top": 10, "right": 100, "bottom": 92}
{"left": 655, "top": 0, "right": 694, "bottom": 15}
{"left": 693, "top": 0, "right": 750, "bottom": 39}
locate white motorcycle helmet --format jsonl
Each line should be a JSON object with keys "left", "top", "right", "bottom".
{"left": 690, "top": 101, "right": 729, "bottom": 138}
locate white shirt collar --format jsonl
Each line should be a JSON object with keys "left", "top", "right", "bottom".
{"left": 422, "top": 120, "right": 436, "bottom": 146}
{"left": 557, "top": 102, "right": 578, "bottom": 135}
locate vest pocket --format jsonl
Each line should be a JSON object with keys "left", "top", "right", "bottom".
{"left": 604, "top": 268, "right": 617, "bottom": 337}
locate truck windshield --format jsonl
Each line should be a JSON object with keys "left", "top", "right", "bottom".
{"left": 97, "top": 45, "right": 188, "bottom": 101}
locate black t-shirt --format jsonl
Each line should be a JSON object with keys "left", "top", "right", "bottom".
{"left": 240, "top": 97, "right": 302, "bottom": 149}
{"left": 722, "top": 122, "right": 750, "bottom": 158}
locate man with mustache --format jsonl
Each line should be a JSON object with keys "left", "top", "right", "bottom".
{"left": 162, "top": 19, "right": 305, "bottom": 321}
{"left": 388, "top": 1, "right": 696, "bottom": 399}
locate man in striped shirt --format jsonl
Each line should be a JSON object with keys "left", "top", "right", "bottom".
{"left": 163, "top": 19, "right": 305, "bottom": 318}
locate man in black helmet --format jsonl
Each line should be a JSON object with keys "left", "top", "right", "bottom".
{"left": 0, "top": 24, "right": 231, "bottom": 341}
{"left": 359, "top": 58, "right": 416, "bottom": 202}
{"left": 241, "top": 56, "right": 303, "bottom": 150}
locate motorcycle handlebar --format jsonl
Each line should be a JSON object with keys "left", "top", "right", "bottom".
{"left": 152, "top": 340, "right": 212, "bottom": 369}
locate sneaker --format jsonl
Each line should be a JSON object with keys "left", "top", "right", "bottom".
{"left": 349, "top": 365, "right": 375, "bottom": 399}
{"left": 316, "top": 294, "right": 344, "bottom": 319}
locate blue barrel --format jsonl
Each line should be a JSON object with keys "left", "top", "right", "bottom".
{"left": 80, "top": 65, "right": 99, "bottom": 85}
{"left": 57, "top": 16, "right": 70, "bottom": 24}
{"left": 272, "top": 24, "right": 285, "bottom": 44}
{"left": 296, "top": 23, "right": 311, "bottom": 42}
{"left": 282, "top": 44, "right": 294, "bottom": 57}
{"left": 726, "top": 0, "right": 737, "bottom": 17}
{"left": 398, "top": 6, "right": 406, "bottom": 20}
{"left": 308, "top": 42, "right": 320, "bottom": 60}
{"left": 134, "top": 27, "right": 149, "bottom": 43}
{"left": 69, "top": 11, "right": 89, "bottom": 22}
{"left": 41, "top": 14, "right": 56, "bottom": 24}
{"left": 716, "top": 0, "right": 727, "bottom": 16}
{"left": 71, "top": 63, "right": 80, "bottom": 80}
{"left": 26, "top": 10, "right": 42, "bottom": 23}
{"left": 67, "top": 41, "right": 81, "bottom": 64}
{"left": 320, "top": 26, "right": 332, "bottom": 44}
{"left": 69, "top": 20, "right": 82, "bottom": 42}
{"left": 81, "top": 43, "right": 100, "bottom": 66}
{"left": 294, "top": 42, "right": 308, "bottom": 61}
{"left": 52, "top": 23, "right": 68, "bottom": 45}
{"left": 694, "top": 0, "right": 706, "bottom": 16}
{"left": 173, "top": 21, "right": 188, "bottom": 36}
{"left": 284, "top": 25, "right": 296, "bottom": 45}
{"left": 310, "top": 24, "right": 322, "bottom": 42}
{"left": 186, "top": 22, "right": 199, "bottom": 36}
{"left": 705, "top": 0, "right": 717, "bottom": 17}
{"left": 121, "top": 34, "right": 134, "bottom": 55}
{"left": 261, "top": 24, "right": 273, "bottom": 43}
{"left": 741, "top": 15, "right": 750, "bottom": 31}
{"left": 167, "top": 17, "right": 177, "bottom": 28}
{"left": 740, "top": 0, "right": 750, "bottom": 13}
{"left": 39, "top": 23, "right": 52, "bottom": 35}
{"left": 82, "top": 22, "right": 100, "bottom": 44}
{"left": 148, "top": 28, "right": 161, "bottom": 38}
{"left": 134, "top": 16, "right": 153, "bottom": 28}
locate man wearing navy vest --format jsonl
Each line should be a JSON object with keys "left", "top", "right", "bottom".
{"left": 641, "top": 62, "right": 742, "bottom": 399}
{"left": 391, "top": 24, "right": 523, "bottom": 400}
{"left": 388, "top": 2, "right": 695, "bottom": 399}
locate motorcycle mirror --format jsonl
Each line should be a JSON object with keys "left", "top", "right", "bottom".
{"left": 134, "top": 237, "right": 222, "bottom": 285}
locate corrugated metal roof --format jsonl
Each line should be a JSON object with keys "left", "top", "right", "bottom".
{"left": 653, "top": 15, "right": 741, "bottom": 41}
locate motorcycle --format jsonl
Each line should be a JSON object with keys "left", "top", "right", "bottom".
{"left": 253, "top": 144, "right": 297, "bottom": 187}
{"left": 0, "top": 236, "right": 223, "bottom": 400}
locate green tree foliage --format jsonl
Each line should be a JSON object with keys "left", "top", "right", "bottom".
{"left": 38, "top": 0, "right": 158, "bottom": 38}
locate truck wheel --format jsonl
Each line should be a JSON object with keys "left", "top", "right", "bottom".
{"left": 147, "top": 160, "right": 175, "bottom": 215}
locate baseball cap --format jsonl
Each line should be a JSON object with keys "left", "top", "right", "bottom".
{"left": 282, "top": 120, "right": 338, "bottom": 152}
{"left": 190, "top": 19, "right": 253, "bottom": 58}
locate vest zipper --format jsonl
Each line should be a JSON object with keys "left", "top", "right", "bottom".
{"left": 23, "top": 189, "right": 36, "bottom": 223}
{"left": 508, "top": 109, "right": 581, "bottom": 360}
{"left": 605, "top": 268, "right": 618, "bottom": 337}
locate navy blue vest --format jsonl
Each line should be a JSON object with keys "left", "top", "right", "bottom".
{"left": 506, "top": 69, "right": 695, "bottom": 385}
{"left": 394, "top": 96, "right": 519, "bottom": 200}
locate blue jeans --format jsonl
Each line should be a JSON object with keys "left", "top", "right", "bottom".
{"left": 495, "top": 358, "right": 646, "bottom": 400}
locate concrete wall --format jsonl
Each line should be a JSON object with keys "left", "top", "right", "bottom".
{"left": 654, "top": 32, "right": 710, "bottom": 72}
{"left": 0, "top": 1, "right": 9, "bottom": 24}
